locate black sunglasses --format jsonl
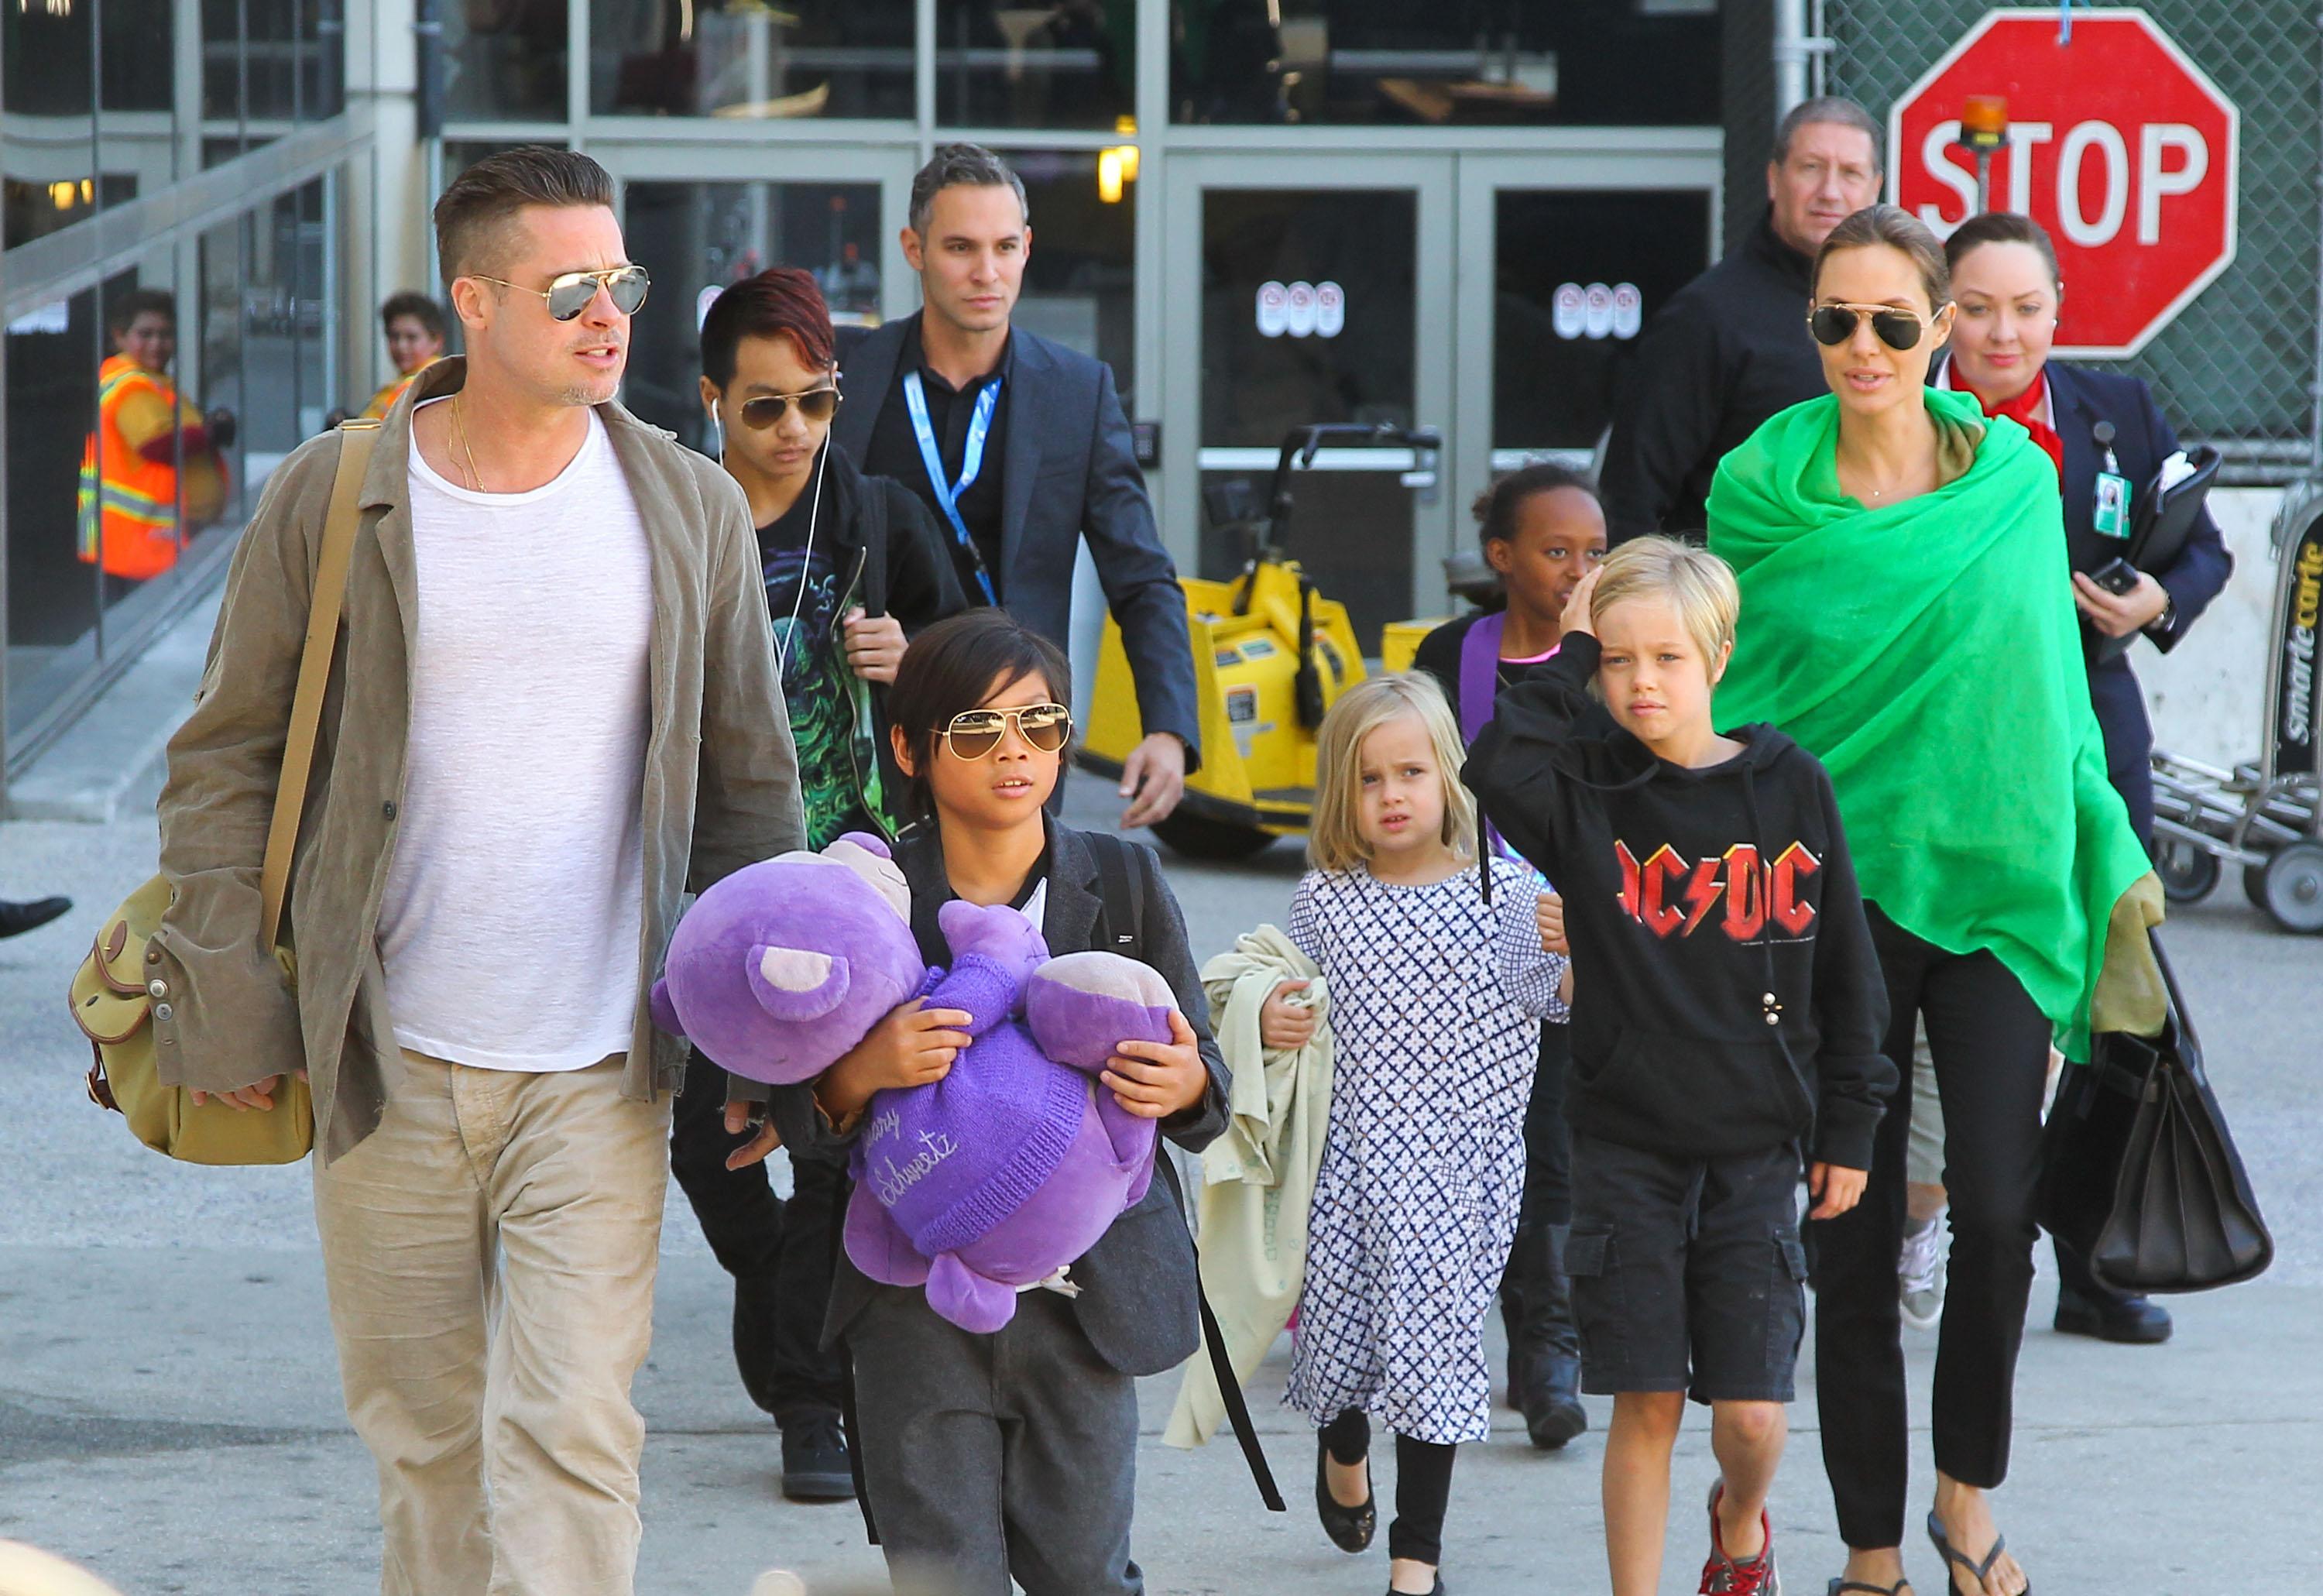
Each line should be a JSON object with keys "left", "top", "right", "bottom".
{"left": 1807, "top": 301, "right": 1942, "bottom": 352}
{"left": 471, "top": 264, "right": 651, "bottom": 321}
{"left": 739, "top": 386, "right": 842, "bottom": 428}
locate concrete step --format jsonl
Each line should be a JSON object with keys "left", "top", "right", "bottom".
{"left": 6, "top": 588, "right": 220, "bottom": 825}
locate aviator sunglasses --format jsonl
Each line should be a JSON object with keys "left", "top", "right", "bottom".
{"left": 938, "top": 703, "right": 1074, "bottom": 759}
{"left": 469, "top": 263, "right": 651, "bottom": 321}
{"left": 1807, "top": 300, "right": 1947, "bottom": 351}
{"left": 739, "top": 384, "right": 842, "bottom": 428}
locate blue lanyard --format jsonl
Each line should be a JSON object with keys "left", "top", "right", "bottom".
{"left": 903, "top": 369, "right": 1000, "bottom": 604}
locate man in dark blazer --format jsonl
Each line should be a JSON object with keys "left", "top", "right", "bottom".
{"left": 835, "top": 144, "right": 1200, "bottom": 828}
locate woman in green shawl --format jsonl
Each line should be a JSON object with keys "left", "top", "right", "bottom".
{"left": 1707, "top": 206, "right": 2157, "bottom": 1596}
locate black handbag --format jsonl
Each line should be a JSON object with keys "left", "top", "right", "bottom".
{"left": 2039, "top": 932, "right": 2273, "bottom": 1294}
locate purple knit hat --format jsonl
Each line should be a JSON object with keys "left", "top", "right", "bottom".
{"left": 853, "top": 998, "right": 1094, "bottom": 1260}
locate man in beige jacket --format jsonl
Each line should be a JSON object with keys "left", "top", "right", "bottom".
{"left": 152, "top": 149, "right": 801, "bottom": 1594}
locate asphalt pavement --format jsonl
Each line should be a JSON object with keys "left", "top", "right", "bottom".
{"left": 2, "top": 724, "right": 2316, "bottom": 1594}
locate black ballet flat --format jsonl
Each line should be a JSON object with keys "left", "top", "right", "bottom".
{"left": 1314, "top": 1435, "right": 1375, "bottom": 1554}
{"left": 1385, "top": 1578, "right": 1445, "bottom": 1595}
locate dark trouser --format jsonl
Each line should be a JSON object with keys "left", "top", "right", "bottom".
{"left": 1320, "top": 1408, "right": 1460, "bottom": 1567}
{"left": 1498, "top": 1025, "right": 1578, "bottom": 1362}
{"left": 1813, "top": 904, "right": 2050, "bottom": 1551}
{"left": 851, "top": 1285, "right": 1144, "bottom": 1596}
{"left": 668, "top": 1049, "right": 846, "bottom": 1423}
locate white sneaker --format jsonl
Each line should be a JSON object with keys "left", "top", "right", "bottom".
{"left": 1898, "top": 1210, "right": 1948, "bottom": 1331}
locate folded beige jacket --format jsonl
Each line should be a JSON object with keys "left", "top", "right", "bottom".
{"left": 1165, "top": 925, "right": 1333, "bottom": 1448}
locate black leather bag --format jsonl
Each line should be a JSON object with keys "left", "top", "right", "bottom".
{"left": 2039, "top": 933, "right": 2273, "bottom": 1294}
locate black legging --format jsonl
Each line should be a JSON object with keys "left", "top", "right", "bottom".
{"left": 1321, "top": 1409, "right": 1459, "bottom": 1567}
{"left": 1813, "top": 904, "right": 2050, "bottom": 1551}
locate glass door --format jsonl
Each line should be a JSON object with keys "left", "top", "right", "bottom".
{"left": 599, "top": 143, "right": 921, "bottom": 449}
{"left": 1451, "top": 148, "right": 1721, "bottom": 537}
{"left": 1160, "top": 152, "right": 1455, "bottom": 650}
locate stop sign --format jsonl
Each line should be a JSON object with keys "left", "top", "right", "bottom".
{"left": 1889, "top": 8, "right": 2238, "bottom": 358}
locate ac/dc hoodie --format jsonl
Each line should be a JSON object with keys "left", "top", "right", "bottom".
{"left": 1464, "top": 633, "right": 1895, "bottom": 1171}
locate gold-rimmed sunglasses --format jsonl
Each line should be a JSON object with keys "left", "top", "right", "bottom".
{"left": 1807, "top": 300, "right": 1950, "bottom": 352}
{"left": 739, "top": 384, "right": 842, "bottom": 428}
{"left": 469, "top": 264, "right": 651, "bottom": 321}
{"left": 938, "top": 703, "right": 1073, "bottom": 759}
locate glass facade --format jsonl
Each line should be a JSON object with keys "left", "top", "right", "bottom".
{"left": 6, "top": 0, "right": 1723, "bottom": 786}
{"left": 592, "top": 0, "right": 916, "bottom": 119}
{"left": 1170, "top": 0, "right": 1719, "bottom": 127}
{"left": 936, "top": 0, "right": 1134, "bottom": 130}
{"left": 623, "top": 180, "right": 888, "bottom": 448}
{"left": 444, "top": 0, "right": 568, "bottom": 120}
{"left": 4, "top": 0, "right": 349, "bottom": 775}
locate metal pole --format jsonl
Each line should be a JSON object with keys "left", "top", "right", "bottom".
{"left": 2310, "top": 9, "right": 2323, "bottom": 473}
{"left": 1774, "top": 0, "right": 1810, "bottom": 119}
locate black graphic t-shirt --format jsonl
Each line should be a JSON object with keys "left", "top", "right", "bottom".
{"left": 760, "top": 489, "right": 877, "bottom": 850}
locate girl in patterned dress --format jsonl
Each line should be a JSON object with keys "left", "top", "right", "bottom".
{"left": 1269, "top": 673, "right": 1568, "bottom": 1596}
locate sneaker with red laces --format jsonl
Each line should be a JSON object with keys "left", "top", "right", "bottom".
{"left": 1700, "top": 1480, "right": 1781, "bottom": 1595}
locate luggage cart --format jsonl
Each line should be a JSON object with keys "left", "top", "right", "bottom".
{"left": 2149, "top": 482, "right": 2323, "bottom": 932}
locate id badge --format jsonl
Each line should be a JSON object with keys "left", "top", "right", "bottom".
{"left": 2093, "top": 472, "right": 2133, "bottom": 539}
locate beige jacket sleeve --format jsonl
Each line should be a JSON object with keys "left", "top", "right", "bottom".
{"left": 150, "top": 434, "right": 336, "bottom": 1090}
{"left": 685, "top": 455, "right": 805, "bottom": 891}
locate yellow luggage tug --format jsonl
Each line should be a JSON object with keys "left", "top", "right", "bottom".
{"left": 1079, "top": 424, "right": 1440, "bottom": 860}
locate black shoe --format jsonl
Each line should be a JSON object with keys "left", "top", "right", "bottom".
{"left": 0, "top": 897, "right": 70, "bottom": 940}
{"left": 779, "top": 1410, "right": 856, "bottom": 1502}
{"left": 1314, "top": 1434, "right": 1376, "bottom": 1553}
{"left": 1385, "top": 1577, "right": 1445, "bottom": 1595}
{"left": 2054, "top": 1287, "right": 2172, "bottom": 1344}
{"left": 1517, "top": 1351, "right": 1588, "bottom": 1450}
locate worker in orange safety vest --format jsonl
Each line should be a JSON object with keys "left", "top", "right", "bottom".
{"left": 77, "top": 288, "right": 231, "bottom": 582}
{"left": 358, "top": 290, "right": 449, "bottom": 419}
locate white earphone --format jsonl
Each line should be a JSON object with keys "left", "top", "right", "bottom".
{"left": 712, "top": 397, "right": 831, "bottom": 680}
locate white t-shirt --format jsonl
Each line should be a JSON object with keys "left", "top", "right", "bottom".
{"left": 376, "top": 402, "right": 656, "bottom": 1072}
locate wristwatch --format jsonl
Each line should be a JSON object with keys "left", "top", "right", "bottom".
{"left": 2145, "top": 595, "right": 2178, "bottom": 636}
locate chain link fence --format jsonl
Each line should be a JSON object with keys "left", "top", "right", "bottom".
{"left": 1818, "top": 0, "right": 2323, "bottom": 482}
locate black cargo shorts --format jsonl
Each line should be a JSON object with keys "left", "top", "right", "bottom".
{"left": 1563, "top": 1134, "right": 1807, "bottom": 1402}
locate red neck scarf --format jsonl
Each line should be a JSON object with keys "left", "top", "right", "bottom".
{"left": 1962, "top": 372, "right": 2064, "bottom": 482}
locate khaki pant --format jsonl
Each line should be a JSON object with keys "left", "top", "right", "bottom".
{"left": 313, "top": 1049, "right": 671, "bottom": 1596}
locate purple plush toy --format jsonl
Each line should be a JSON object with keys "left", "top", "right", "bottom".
{"left": 648, "top": 833, "right": 926, "bottom": 1085}
{"left": 650, "top": 832, "right": 1182, "bottom": 1334}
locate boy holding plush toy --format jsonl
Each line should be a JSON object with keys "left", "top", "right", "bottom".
{"left": 667, "top": 609, "right": 1227, "bottom": 1596}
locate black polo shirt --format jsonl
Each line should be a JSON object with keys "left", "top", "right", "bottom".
{"left": 863, "top": 319, "right": 1014, "bottom": 603}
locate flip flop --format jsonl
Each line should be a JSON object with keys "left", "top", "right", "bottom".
{"left": 1927, "top": 1510, "right": 2029, "bottom": 1596}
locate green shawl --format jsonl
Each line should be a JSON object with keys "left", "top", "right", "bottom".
{"left": 1707, "top": 389, "right": 2155, "bottom": 1059}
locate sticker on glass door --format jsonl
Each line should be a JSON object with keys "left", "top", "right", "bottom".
{"left": 1256, "top": 280, "right": 1345, "bottom": 338}
{"left": 1549, "top": 282, "right": 1645, "bottom": 340}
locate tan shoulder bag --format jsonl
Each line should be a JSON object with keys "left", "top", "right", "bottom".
{"left": 67, "top": 419, "right": 379, "bottom": 1165}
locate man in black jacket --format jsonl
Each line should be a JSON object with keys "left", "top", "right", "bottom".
{"left": 1601, "top": 98, "right": 1882, "bottom": 544}
{"left": 836, "top": 144, "right": 1201, "bottom": 829}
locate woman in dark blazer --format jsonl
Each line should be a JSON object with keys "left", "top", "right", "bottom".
{"left": 1939, "top": 211, "right": 2232, "bottom": 1347}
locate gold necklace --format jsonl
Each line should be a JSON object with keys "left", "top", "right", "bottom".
{"left": 451, "top": 395, "right": 485, "bottom": 492}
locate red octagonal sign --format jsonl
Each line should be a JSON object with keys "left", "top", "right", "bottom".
{"left": 1890, "top": 7, "right": 2238, "bottom": 358}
